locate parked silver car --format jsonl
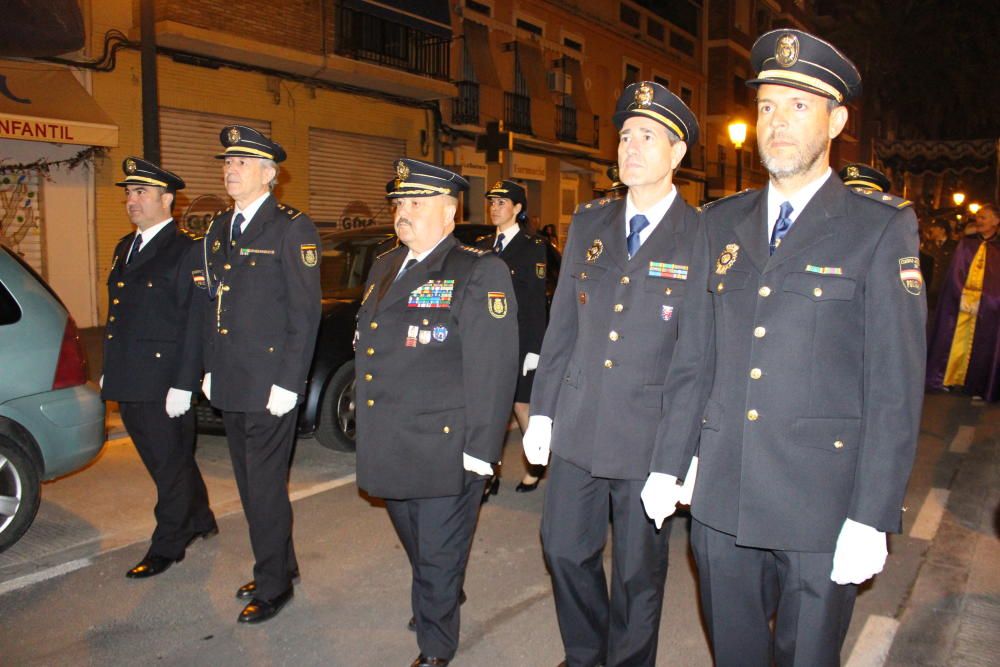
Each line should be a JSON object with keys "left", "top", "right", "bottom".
{"left": 0, "top": 246, "right": 105, "bottom": 553}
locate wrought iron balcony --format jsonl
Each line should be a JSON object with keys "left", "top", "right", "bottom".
{"left": 452, "top": 81, "right": 479, "bottom": 125}
{"left": 556, "top": 104, "right": 577, "bottom": 143}
{"left": 334, "top": 2, "right": 450, "bottom": 80}
{"left": 504, "top": 93, "right": 532, "bottom": 134}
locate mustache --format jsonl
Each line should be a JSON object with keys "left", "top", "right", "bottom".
{"left": 396, "top": 218, "right": 411, "bottom": 226}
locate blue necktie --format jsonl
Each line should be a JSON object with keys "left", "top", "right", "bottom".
{"left": 394, "top": 258, "right": 418, "bottom": 282}
{"left": 126, "top": 233, "right": 142, "bottom": 264}
{"left": 769, "top": 201, "right": 794, "bottom": 256}
{"left": 494, "top": 233, "right": 505, "bottom": 253}
{"left": 231, "top": 212, "right": 245, "bottom": 244}
{"left": 627, "top": 214, "right": 650, "bottom": 259}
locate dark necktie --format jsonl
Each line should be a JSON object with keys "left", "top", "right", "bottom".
{"left": 126, "top": 233, "right": 142, "bottom": 264}
{"left": 231, "top": 212, "right": 246, "bottom": 244}
{"left": 394, "top": 258, "right": 418, "bottom": 282}
{"left": 494, "top": 233, "right": 505, "bottom": 253}
{"left": 627, "top": 214, "right": 650, "bottom": 259}
{"left": 769, "top": 201, "right": 794, "bottom": 255}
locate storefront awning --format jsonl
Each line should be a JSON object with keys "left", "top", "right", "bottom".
{"left": 0, "top": 60, "right": 118, "bottom": 147}
{"left": 341, "top": 0, "right": 452, "bottom": 40}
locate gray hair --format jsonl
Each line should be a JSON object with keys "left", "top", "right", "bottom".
{"left": 263, "top": 159, "right": 279, "bottom": 190}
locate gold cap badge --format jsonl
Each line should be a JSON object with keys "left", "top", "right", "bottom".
{"left": 775, "top": 33, "right": 800, "bottom": 67}
{"left": 635, "top": 82, "right": 654, "bottom": 109}
{"left": 586, "top": 238, "right": 604, "bottom": 262}
{"left": 395, "top": 160, "right": 410, "bottom": 181}
{"left": 847, "top": 165, "right": 860, "bottom": 179}
{"left": 492, "top": 181, "right": 503, "bottom": 190}
{"left": 227, "top": 127, "right": 241, "bottom": 145}
{"left": 125, "top": 158, "right": 137, "bottom": 174}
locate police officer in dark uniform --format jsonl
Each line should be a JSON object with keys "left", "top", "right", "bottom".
{"left": 652, "top": 30, "right": 926, "bottom": 665}
{"left": 355, "top": 159, "right": 517, "bottom": 667}
{"left": 475, "top": 180, "right": 548, "bottom": 495}
{"left": 522, "top": 82, "right": 700, "bottom": 667}
{"left": 103, "top": 157, "right": 217, "bottom": 579}
{"left": 197, "top": 125, "right": 322, "bottom": 623}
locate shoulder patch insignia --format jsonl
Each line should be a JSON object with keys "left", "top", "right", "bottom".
{"left": 701, "top": 189, "right": 752, "bottom": 211}
{"left": 898, "top": 256, "right": 923, "bottom": 295}
{"left": 278, "top": 203, "right": 303, "bottom": 219}
{"left": 301, "top": 244, "right": 318, "bottom": 267}
{"left": 574, "top": 197, "right": 613, "bottom": 215}
{"left": 850, "top": 187, "right": 912, "bottom": 209}
{"left": 488, "top": 291, "right": 508, "bottom": 319}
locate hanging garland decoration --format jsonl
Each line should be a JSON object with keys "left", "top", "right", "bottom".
{"left": 0, "top": 145, "right": 106, "bottom": 177}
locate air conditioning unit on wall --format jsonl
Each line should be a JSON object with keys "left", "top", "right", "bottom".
{"left": 547, "top": 70, "right": 573, "bottom": 95}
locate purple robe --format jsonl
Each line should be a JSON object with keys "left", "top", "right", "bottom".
{"left": 926, "top": 235, "right": 1000, "bottom": 401}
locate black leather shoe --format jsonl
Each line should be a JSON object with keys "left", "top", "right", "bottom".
{"left": 237, "top": 588, "right": 293, "bottom": 624}
{"left": 410, "top": 655, "right": 449, "bottom": 667}
{"left": 408, "top": 590, "right": 466, "bottom": 631}
{"left": 236, "top": 569, "right": 300, "bottom": 600}
{"left": 481, "top": 474, "right": 500, "bottom": 503}
{"left": 126, "top": 554, "right": 181, "bottom": 579}
{"left": 186, "top": 524, "right": 219, "bottom": 548}
{"left": 515, "top": 478, "right": 540, "bottom": 492}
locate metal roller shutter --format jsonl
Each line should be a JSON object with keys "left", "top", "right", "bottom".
{"left": 159, "top": 108, "right": 271, "bottom": 234}
{"left": 308, "top": 128, "right": 405, "bottom": 230}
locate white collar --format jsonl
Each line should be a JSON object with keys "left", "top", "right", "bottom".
{"left": 403, "top": 234, "right": 450, "bottom": 265}
{"left": 495, "top": 223, "right": 520, "bottom": 249}
{"left": 624, "top": 186, "right": 678, "bottom": 239}
{"left": 232, "top": 191, "right": 271, "bottom": 227}
{"left": 136, "top": 218, "right": 173, "bottom": 246}
{"left": 766, "top": 168, "right": 832, "bottom": 233}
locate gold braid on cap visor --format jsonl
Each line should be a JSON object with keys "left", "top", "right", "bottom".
{"left": 121, "top": 175, "right": 169, "bottom": 187}
{"left": 221, "top": 145, "right": 276, "bottom": 159}
{"left": 627, "top": 108, "right": 686, "bottom": 142}
{"left": 756, "top": 69, "right": 843, "bottom": 102}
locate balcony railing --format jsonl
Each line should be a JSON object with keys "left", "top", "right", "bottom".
{"left": 334, "top": 3, "right": 450, "bottom": 80}
{"left": 452, "top": 81, "right": 479, "bottom": 125}
{"left": 504, "top": 92, "right": 532, "bottom": 134}
{"left": 556, "top": 104, "right": 577, "bottom": 143}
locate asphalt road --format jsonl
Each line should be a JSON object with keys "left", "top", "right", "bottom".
{"left": 0, "top": 394, "right": 961, "bottom": 666}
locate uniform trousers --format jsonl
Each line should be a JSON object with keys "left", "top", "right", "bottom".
{"left": 690, "top": 519, "right": 858, "bottom": 667}
{"left": 221, "top": 409, "right": 299, "bottom": 600}
{"left": 119, "top": 401, "right": 215, "bottom": 561}
{"left": 385, "top": 475, "right": 487, "bottom": 660}
{"left": 541, "top": 455, "right": 672, "bottom": 667}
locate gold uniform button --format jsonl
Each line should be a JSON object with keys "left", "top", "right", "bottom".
{"left": 750, "top": 368, "right": 762, "bottom": 379}
{"left": 364, "top": 373, "right": 373, "bottom": 381}
{"left": 422, "top": 319, "right": 430, "bottom": 326}
{"left": 146, "top": 281, "right": 153, "bottom": 287}
{"left": 620, "top": 276, "right": 630, "bottom": 285}
{"left": 267, "top": 346, "right": 274, "bottom": 353}
{"left": 747, "top": 409, "right": 759, "bottom": 421}
{"left": 609, "top": 331, "right": 619, "bottom": 341}
{"left": 813, "top": 287, "right": 823, "bottom": 297}
{"left": 442, "top": 426, "right": 451, "bottom": 434}
{"left": 613, "top": 304, "right": 624, "bottom": 313}
{"left": 366, "top": 347, "right": 375, "bottom": 356}
{"left": 155, "top": 352, "right": 161, "bottom": 358}
{"left": 107, "top": 334, "right": 113, "bottom": 340}
{"left": 754, "top": 326, "right": 766, "bottom": 338}
{"left": 370, "top": 322, "right": 378, "bottom": 329}
{"left": 366, "top": 399, "right": 375, "bottom": 407}
{"left": 116, "top": 281, "right": 124, "bottom": 288}
{"left": 834, "top": 440, "right": 845, "bottom": 449}
{"left": 223, "top": 263, "right": 232, "bottom": 270}
{"left": 580, "top": 271, "right": 588, "bottom": 280}
{"left": 604, "top": 359, "right": 614, "bottom": 368}
{"left": 759, "top": 286, "right": 771, "bottom": 297}
{"left": 222, "top": 285, "right": 231, "bottom": 292}
{"left": 109, "top": 316, "right": 116, "bottom": 322}
{"left": 112, "top": 298, "right": 120, "bottom": 305}
{"left": 717, "top": 282, "right": 724, "bottom": 292}
{"left": 665, "top": 287, "right": 672, "bottom": 295}
{"left": 220, "top": 328, "right": 229, "bottom": 335}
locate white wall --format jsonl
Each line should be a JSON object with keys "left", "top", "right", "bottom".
{"left": 2, "top": 138, "right": 99, "bottom": 327}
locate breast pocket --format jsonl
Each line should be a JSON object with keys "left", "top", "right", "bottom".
{"left": 782, "top": 272, "right": 857, "bottom": 302}
{"left": 708, "top": 269, "right": 750, "bottom": 295}
{"left": 572, "top": 262, "right": 607, "bottom": 304}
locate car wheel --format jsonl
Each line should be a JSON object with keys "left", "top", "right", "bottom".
{"left": 0, "top": 435, "right": 42, "bottom": 554}
{"left": 315, "top": 360, "right": 357, "bottom": 452}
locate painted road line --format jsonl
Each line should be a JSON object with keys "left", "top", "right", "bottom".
{"left": 845, "top": 614, "right": 900, "bottom": 667}
{"left": 0, "top": 558, "right": 92, "bottom": 597}
{"left": 949, "top": 425, "right": 975, "bottom": 453}
{"left": 910, "top": 488, "right": 950, "bottom": 541}
{"left": 288, "top": 473, "right": 357, "bottom": 502}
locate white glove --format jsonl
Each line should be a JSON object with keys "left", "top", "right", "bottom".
{"left": 165, "top": 387, "right": 192, "bottom": 418}
{"left": 830, "top": 518, "right": 888, "bottom": 584}
{"left": 522, "top": 353, "right": 540, "bottom": 376}
{"left": 640, "top": 472, "right": 682, "bottom": 529}
{"left": 677, "top": 456, "right": 699, "bottom": 506}
{"left": 522, "top": 415, "right": 553, "bottom": 466}
{"left": 99, "top": 374, "right": 103, "bottom": 389}
{"left": 201, "top": 373, "right": 212, "bottom": 400}
{"left": 463, "top": 453, "right": 494, "bottom": 476}
{"left": 266, "top": 384, "right": 299, "bottom": 417}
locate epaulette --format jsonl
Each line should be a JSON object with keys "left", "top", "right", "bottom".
{"left": 118, "top": 231, "right": 134, "bottom": 243}
{"left": 458, "top": 244, "right": 489, "bottom": 256}
{"left": 276, "top": 202, "right": 303, "bottom": 220}
{"left": 473, "top": 234, "right": 492, "bottom": 244}
{"left": 182, "top": 228, "right": 204, "bottom": 241}
{"left": 375, "top": 243, "right": 402, "bottom": 261}
{"left": 212, "top": 206, "right": 233, "bottom": 221}
{"left": 849, "top": 186, "right": 912, "bottom": 209}
{"left": 574, "top": 197, "right": 613, "bottom": 215}
{"left": 699, "top": 189, "right": 752, "bottom": 212}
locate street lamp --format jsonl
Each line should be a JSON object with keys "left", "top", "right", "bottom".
{"left": 728, "top": 121, "right": 748, "bottom": 191}
{"left": 952, "top": 191, "right": 966, "bottom": 207}
{"left": 968, "top": 203, "right": 982, "bottom": 215}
